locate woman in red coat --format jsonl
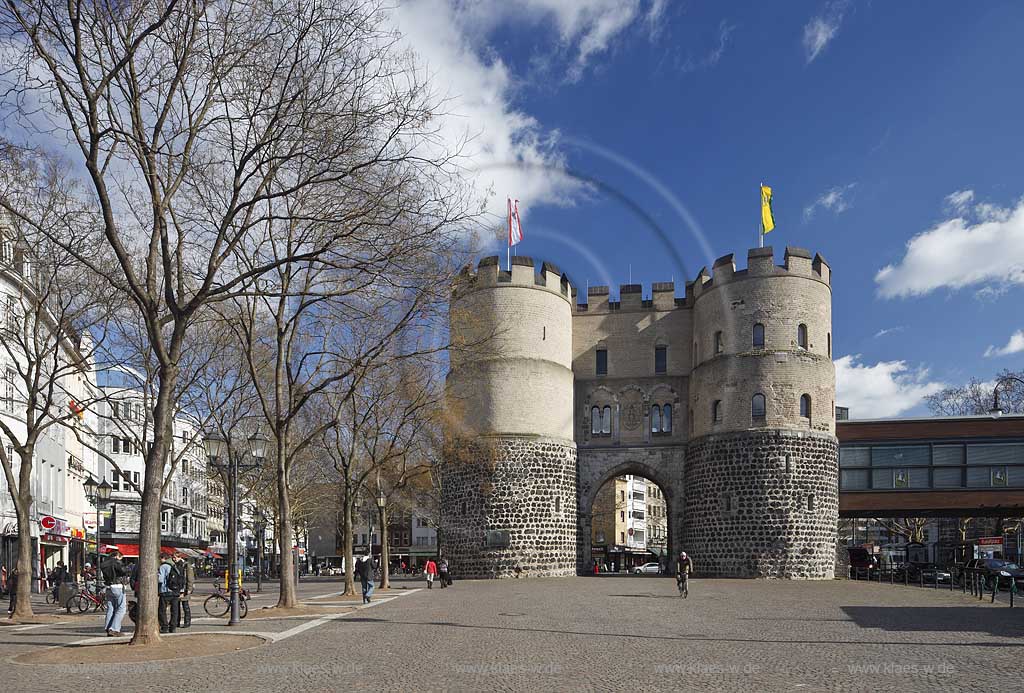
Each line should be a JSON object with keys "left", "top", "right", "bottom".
{"left": 424, "top": 559, "right": 438, "bottom": 589}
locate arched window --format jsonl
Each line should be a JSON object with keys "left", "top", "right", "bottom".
{"left": 663, "top": 404, "right": 672, "bottom": 432}
{"left": 752, "top": 393, "right": 766, "bottom": 419}
{"left": 827, "top": 332, "right": 831, "bottom": 358}
{"left": 601, "top": 406, "right": 611, "bottom": 434}
{"left": 650, "top": 405, "right": 661, "bottom": 433}
{"left": 712, "top": 400, "right": 722, "bottom": 423}
{"left": 591, "top": 406, "right": 600, "bottom": 435}
{"left": 797, "top": 323, "right": 808, "bottom": 349}
{"left": 800, "top": 394, "right": 812, "bottom": 418}
{"left": 714, "top": 330, "right": 723, "bottom": 354}
{"left": 752, "top": 323, "right": 765, "bottom": 348}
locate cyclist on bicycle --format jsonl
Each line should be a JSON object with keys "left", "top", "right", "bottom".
{"left": 676, "top": 551, "right": 694, "bottom": 597}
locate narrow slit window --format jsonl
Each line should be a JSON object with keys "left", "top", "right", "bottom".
{"left": 712, "top": 400, "right": 722, "bottom": 423}
{"left": 753, "top": 323, "right": 765, "bottom": 348}
{"left": 800, "top": 394, "right": 811, "bottom": 419}
{"left": 601, "top": 406, "right": 611, "bottom": 434}
{"left": 663, "top": 404, "right": 672, "bottom": 432}
{"left": 651, "top": 405, "right": 661, "bottom": 433}
{"left": 752, "top": 393, "right": 767, "bottom": 420}
{"left": 591, "top": 406, "right": 601, "bottom": 435}
{"left": 797, "top": 323, "right": 808, "bottom": 350}
{"left": 654, "top": 346, "right": 667, "bottom": 374}
{"left": 596, "top": 348, "right": 608, "bottom": 376}
{"left": 714, "top": 330, "right": 723, "bottom": 354}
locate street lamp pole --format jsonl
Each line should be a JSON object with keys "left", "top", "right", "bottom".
{"left": 989, "top": 376, "right": 1024, "bottom": 417}
{"left": 83, "top": 477, "right": 112, "bottom": 589}
{"left": 205, "top": 430, "right": 267, "bottom": 627}
{"left": 254, "top": 510, "right": 265, "bottom": 594}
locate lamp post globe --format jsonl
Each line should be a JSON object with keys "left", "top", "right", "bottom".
{"left": 83, "top": 475, "right": 97, "bottom": 501}
{"left": 248, "top": 431, "right": 269, "bottom": 460}
{"left": 204, "top": 430, "right": 227, "bottom": 462}
{"left": 97, "top": 479, "right": 113, "bottom": 502}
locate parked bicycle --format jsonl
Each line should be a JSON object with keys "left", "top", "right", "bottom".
{"left": 203, "top": 581, "right": 251, "bottom": 618}
{"left": 67, "top": 584, "right": 105, "bottom": 614}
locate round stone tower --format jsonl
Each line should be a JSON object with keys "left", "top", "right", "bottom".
{"left": 683, "top": 246, "right": 838, "bottom": 578}
{"left": 441, "top": 255, "right": 577, "bottom": 578}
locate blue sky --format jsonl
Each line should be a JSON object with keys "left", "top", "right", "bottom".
{"left": 395, "top": 0, "right": 1024, "bottom": 418}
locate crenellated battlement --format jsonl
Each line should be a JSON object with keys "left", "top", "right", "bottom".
{"left": 453, "top": 255, "right": 574, "bottom": 302}
{"left": 690, "top": 246, "right": 830, "bottom": 301}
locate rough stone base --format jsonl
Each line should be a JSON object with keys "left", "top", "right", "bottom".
{"left": 441, "top": 436, "right": 577, "bottom": 578}
{"left": 682, "top": 429, "right": 838, "bottom": 579}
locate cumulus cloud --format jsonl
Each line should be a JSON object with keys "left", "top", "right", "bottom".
{"left": 984, "top": 329, "right": 1024, "bottom": 358}
{"left": 803, "top": 1, "right": 849, "bottom": 63}
{"left": 804, "top": 183, "right": 855, "bottom": 220}
{"left": 875, "top": 194, "right": 1024, "bottom": 298}
{"left": 390, "top": 1, "right": 663, "bottom": 224}
{"left": 835, "top": 355, "right": 945, "bottom": 418}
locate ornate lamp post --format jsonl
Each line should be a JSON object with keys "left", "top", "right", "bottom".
{"left": 205, "top": 430, "right": 267, "bottom": 626}
{"left": 376, "top": 487, "right": 387, "bottom": 588}
{"left": 989, "top": 376, "right": 1024, "bottom": 417}
{"left": 82, "top": 476, "right": 112, "bottom": 588}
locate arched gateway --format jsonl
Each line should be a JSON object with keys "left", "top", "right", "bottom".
{"left": 442, "top": 248, "right": 838, "bottom": 579}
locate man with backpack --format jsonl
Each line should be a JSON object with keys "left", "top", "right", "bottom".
{"left": 158, "top": 552, "right": 184, "bottom": 633}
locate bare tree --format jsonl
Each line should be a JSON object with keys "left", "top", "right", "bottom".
{"left": 1, "top": 0, "right": 473, "bottom": 641}
{"left": 0, "top": 150, "right": 115, "bottom": 618}
{"left": 925, "top": 370, "right": 1024, "bottom": 416}
{"left": 874, "top": 517, "right": 930, "bottom": 544}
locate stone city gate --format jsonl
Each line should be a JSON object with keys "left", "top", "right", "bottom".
{"left": 576, "top": 447, "right": 686, "bottom": 574}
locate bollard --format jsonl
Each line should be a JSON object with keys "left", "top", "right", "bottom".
{"left": 991, "top": 579, "right": 997, "bottom": 604}
{"left": 890, "top": 567, "right": 894, "bottom": 585}
{"left": 933, "top": 572, "right": 938, "bottom": 589}
{"left": 904, "top": 567, "right": 909, "bottom": 587}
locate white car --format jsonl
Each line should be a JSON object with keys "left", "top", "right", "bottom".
{"left": 633, "top": 562, "right": 660, "bottom": 575}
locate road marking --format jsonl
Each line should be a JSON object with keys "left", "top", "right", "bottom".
{"left": 10, "top": 624, "right": 52, "bottom": 632}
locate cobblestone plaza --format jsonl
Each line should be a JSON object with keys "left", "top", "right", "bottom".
{"left": 2, "top": 577, "right": 1021, "bottom": 692}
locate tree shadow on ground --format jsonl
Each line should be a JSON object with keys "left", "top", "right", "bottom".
{"left": 840, "top": 607, "right": 1024, "bottom": 639}
{"left": 339, "top": 616, "right": 1024, "bottom": 647}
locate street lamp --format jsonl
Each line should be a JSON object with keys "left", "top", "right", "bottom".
{"left": 376, "top": 488, "right": 386, "bottom": 586}
{"left": 83, "top": 476, "right": 112, "bottom": 588}
{"left": 989, "top": 376, "right": 1024, "bottom": 417}
{"left": 205, "top": 429, "right": 265, "bottom": 626}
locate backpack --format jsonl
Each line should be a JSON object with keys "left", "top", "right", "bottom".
{"left": 165, "top": 564, "right": 184, "bottom": 593}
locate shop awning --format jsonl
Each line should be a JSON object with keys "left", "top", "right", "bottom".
{"left": 101, "top": 543, "right": 183, "bottom": 558}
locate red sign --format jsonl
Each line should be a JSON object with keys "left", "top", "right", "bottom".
{"left": 40, "top": 516, "right": 56, "bottom": 530}
{"left": 978, "top": 537, "right": 1003, "bottom": 546}
{"left": 627, "top": 528, "right": 634, "bottom": 536}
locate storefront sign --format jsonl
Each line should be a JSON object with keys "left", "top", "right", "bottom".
{"left": 977, "top": 536, "right": 1004, "bottom": 558}
{"left": 40, "top": 516, "right": 56, "bottom": 530}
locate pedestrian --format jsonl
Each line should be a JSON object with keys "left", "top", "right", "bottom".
{"left": 100, "top": 550, "right": 128, "bottom": 636}
{"left": 175, "top": 554, "right": 195, "bottom": 629}
{"left": 438, "top": 557, "right": 450, "bottom": 588}
{"left": 49, "top": 560, "right": 68, "bottom": 602}
{"left": 356, "top": 554, "right": 374, "bottom": 604}
{"left": 424, "top": 558, "right": 437, "bottom": 589}
{"left": 6, "top": 567, "right": 17, "bottom": 614}
{"left": 158, "top": 551, "right": 183, "bottom": 633}
{"left": 593, "top": 560, "right": 599, "bottom": 576}
{"left": 82, "top": 562, "right": 96, "bottom": 594}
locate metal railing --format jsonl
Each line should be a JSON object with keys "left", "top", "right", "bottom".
{"left": 848, "top": 562, "right": 1018, "bottom": 607}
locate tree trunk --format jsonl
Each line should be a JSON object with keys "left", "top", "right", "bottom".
{"left": 12, "top": 495, "right": 34, "bottom": 618}
{"left": 131, "top": 368, "right": 177, "bottom": 645}
{"left": 343, "top": 486, "right": 355, "bottom": 596}
{"left": 276, "top": 456, "right": 296, "bottom": 608}
{"left": 378, "top": 503, "right": 389, "bottom": 590}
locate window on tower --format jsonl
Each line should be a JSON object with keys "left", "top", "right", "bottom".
{"left": 800, "top": 394, "right": 812, "bottom": 419}
{"left": 712, "top": 400, "right": 722, "bottom": 423}
{"left": 753, "top": 323, "right": 765, "bottom": 348}
{"left": 596, "top": 348, "right": 608, "bottom": 375}
{"left": 650, "top": 405, "right": 661, "bottom": 433}
{"left": 752, "top": 393, "right": 767, "bottom": 421}
{"left": 654, "top": 346, "right": 667, "bottom": 374}
{"left": 663, "top": 404, "right": 672, "bottom": 432}
{"left": 601, "top": 406, "right": 611, "bottom": 434}
{"left": 797, "top": 323, "right": 808, "bottom": 350}
{"left": 714, "top": 330, "right": 723, "bottom": 354}
{"left": 591, "top": 406, "right": 600, "bottom": 435}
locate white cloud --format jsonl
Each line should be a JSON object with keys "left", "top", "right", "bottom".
{"left": 875, "top": 194, "right": 1024, "bottom": 298}
{"left": 945, "top": 189, "right": 974, "bottom": 212}
{"left": 679, "top": 20, "right": 736, "bottom": 73}
{"left": 803, "top": 1, "right": 849, "bottom": 63}
{"left": 390, "top": 1, "right": 662, "bottom": 225}
{"left": 984, "top": 329, "right": 1024, "bottom": 358}
{"left": 873, "top": 326, "right": 905, "bottom": 338}
{"left": 804, "top": 183, "right": 855, "bottom": 220}
{"left": 835, "top": 355, "right": 945, "bottom": 418}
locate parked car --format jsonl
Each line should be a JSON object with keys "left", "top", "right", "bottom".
{"left": 632, "top": 562, "right": 661, "bottom": 575}
{"left": 847, "top": 547, "right": 879, "bottom": 576}
{"left": 894, "top": 562, "right": 952, "bottom": 584}
{"left": 959, "top": 558, "right": 1024, "bottom": 590}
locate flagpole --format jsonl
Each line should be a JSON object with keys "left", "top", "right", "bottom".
{"left": 759, "top": 182, "right": 764, "bottom": 248}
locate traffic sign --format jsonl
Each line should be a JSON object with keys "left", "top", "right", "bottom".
{"left": 40, "top": 516, "right": 56, "bottom": 530}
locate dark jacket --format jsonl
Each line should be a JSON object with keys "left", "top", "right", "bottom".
{"left": 101, "top": 557, "right": 128, "bottom": 585}
{"left": 355, "top": 557, "right": 372, "bottom": 581}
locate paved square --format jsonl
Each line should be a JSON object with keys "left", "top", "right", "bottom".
{"left": 2, "top": 576, "right": 1022, "bottom": 691}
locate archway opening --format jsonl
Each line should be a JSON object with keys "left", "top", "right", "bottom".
{"left": 587, "top": 473, "right": 671, "bottom": 575}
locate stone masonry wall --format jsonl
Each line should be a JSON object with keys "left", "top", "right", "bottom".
{"left": 441, "top": 436, "right": 577, "bottom": 578}
{"left": 683, "top": 429, "right": 838, "bottom": 579}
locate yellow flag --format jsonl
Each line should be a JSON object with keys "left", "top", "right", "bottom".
{"left": 760, "top": 184, "right": 775, "bottom": 234}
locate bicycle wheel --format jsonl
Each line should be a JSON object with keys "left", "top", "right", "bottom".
{"left": 45, "top": 591, "right": 57, "bottom": 605}
{"left": 238, "top": 598, "right": 248, "bottom": 619}
{"left": 70, "top": 594, "right": 90, "bottom": 613}
{"left": 204, "top": 593, "right": 229, "bottom": 617}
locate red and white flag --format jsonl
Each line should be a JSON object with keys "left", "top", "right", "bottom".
{"left": 507, "top": 197, "right": 523, "bottom": 247}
